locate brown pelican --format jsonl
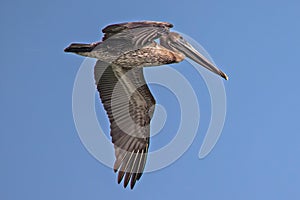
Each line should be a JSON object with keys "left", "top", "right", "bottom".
{"left": 64, "top": 21, "right": 228, "bottom": 189}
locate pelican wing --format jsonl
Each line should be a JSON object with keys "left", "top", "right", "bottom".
{"left": 100, "top": 21, "right": 173, "bottom": 50}
{"left": 94, "top": 60, "right": 155, "bottom": 189}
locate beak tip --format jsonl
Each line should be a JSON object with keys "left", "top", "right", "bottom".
{"left": 222, "top": 73, "right": 229, "bottom": 80}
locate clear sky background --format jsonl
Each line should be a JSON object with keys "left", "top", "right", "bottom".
{"left": 1, "top": 0, "right": 300, "bottom": 199}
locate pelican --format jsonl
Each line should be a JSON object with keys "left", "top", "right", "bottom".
{"left": 65, "top": 21, "right": 228, "bottom": 189}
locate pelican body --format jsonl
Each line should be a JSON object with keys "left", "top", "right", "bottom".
{"left": 64, "top": 21, "right": 228, "bottom": 189}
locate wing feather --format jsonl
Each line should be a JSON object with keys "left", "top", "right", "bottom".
{"left": 102, "top": 21, "right": 173, "bottom": 41}
{"left": 94, "top": 60, "right": 155, "bottom": 189}
{"left": 96, "top": 21, "right": 173, "bottom": 56}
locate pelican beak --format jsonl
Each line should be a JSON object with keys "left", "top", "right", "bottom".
{"left": 175, "top": 38, "right": 228, "bottom": 80}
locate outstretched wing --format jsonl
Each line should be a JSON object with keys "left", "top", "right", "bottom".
{"left": 94, "top": 60, "right": 155, "bottom": 189}
{"left": 95, "top": 21, "right": 173, "bottom": 56}
{"left": 102, "top": 21, "right": 173, "bottom": 42}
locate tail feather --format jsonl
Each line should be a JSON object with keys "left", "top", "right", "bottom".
{"left": 64, "top": 42, "right": 100, "bottom": 53}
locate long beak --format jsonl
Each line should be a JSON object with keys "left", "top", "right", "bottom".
{"left": 175, "top": 39, "right": 228, "bottom": 80}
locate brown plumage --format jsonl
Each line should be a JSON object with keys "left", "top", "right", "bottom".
{"left": 65, "top": 21, "right": 228, "bottom": 189}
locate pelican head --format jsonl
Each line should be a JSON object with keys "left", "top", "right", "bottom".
{"left": 160, "top": 32, "right": 228, "bottom": 80}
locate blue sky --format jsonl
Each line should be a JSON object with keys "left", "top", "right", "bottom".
{"left": 1, "top": 0, "right": 300, "bottom": 199}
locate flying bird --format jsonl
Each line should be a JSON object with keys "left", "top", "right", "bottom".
{"left": 64, "top": 21, "right": 228, "bottom": 189}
